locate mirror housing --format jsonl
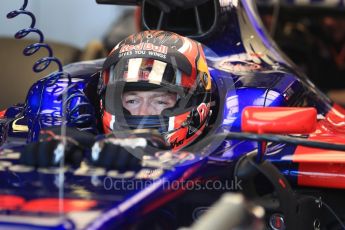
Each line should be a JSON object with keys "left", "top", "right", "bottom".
{"left": 242, "top": 107, "right": 317, "bottom": 134}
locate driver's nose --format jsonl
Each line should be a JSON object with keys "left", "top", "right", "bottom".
{"left": 137, "top": 105, "right": 151, "bottom": 116}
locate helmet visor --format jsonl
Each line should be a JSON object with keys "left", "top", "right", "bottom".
{"left": 104, "top": 58, "right": 189, "bottom": 116}
{"left": 104, "top": 58, "right": 207, "bottom": 117}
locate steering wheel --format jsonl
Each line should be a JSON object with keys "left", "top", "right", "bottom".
{"left": 234, "top": 154, "right": 321, "bottom": 230}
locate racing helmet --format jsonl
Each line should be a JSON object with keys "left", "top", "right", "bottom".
{"left": 100, "top": 30, "right": 212, "bottom": 150}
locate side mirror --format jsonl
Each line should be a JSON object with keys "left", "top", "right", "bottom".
{"left": 241, "top": 107, "right": 317, "bottom": 163}
{"left": 241, "top": 107, "right": 317, "bottom": 135}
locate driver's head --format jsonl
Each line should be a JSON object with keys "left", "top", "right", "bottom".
{"left": 100, "top": 30, "right": 212, "bottom": 150}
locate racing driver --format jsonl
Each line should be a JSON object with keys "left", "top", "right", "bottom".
{"left": 99, "top": 30, "right": 213, "bottom": 150}
{"left": 18, "top": 30, "right": 215, "bottom": 168}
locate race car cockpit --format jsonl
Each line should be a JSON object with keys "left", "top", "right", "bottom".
{"left": 1, "top": 0, "right": 345, "bottom": 229}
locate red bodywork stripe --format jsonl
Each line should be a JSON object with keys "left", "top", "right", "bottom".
{"left": 294, "top": 104, "right": 345, "bottom": 188}
{"left": 21, "top": 198, "right": 97, "bottom": 213}
{"left": 296, "top": 163, "right": 345, "bottom": 189}
{"left": 0, "top": 195, "right": 25, "bottom": 210}
{"left": 0, "top": 109, "right": 7, "bottom": 119}
{"left": 0, "top": 196, "right": 96, "bottom": 213}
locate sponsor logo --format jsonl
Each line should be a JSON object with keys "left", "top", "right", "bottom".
{"left": 171, "top": 138, "right": 184, "bottom": 148}
{"left": 11, "top": 117, "right": 29, "bottom": 133}
{"left": 120, "top": 42, "right": 168, "bottom": 55}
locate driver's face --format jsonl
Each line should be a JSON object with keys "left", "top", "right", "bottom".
{"left": 122, "top": 91, "right": 177, "bottom": 115}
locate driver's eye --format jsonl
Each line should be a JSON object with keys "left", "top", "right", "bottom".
{"left": 123, "top": 97, "right": 141, "bottom": 106}
{"left": 152, "top": 97, "right": 175, "bottom": 108}
{"left": 156, "top": 100, "right": 168, "bottom": 105}
{"left": 126, "top": 100, "right": 137, "bottom": 104}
